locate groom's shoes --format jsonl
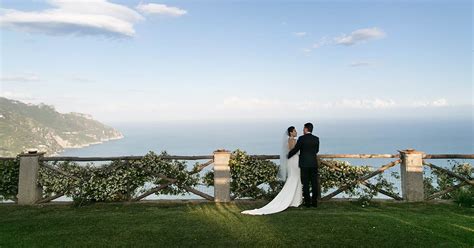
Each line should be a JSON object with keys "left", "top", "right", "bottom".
{"left": 311, "top": 200, "right": 318, "bottom": 208}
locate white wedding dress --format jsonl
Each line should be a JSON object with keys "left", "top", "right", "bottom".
{"left": 241, "top": 138, "right": 303, "bottom": 215}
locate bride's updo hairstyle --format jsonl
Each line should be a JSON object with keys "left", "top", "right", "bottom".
{"left": 287, "top": 126, "right": 295, "bottom": 136}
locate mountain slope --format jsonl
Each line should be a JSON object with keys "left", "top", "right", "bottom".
{"left": 0, "top": 97, "right": 123, "bottom": 157}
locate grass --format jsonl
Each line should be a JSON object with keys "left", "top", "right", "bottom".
{"left": 0, "top": 201, "right": 472, "bottom": 247}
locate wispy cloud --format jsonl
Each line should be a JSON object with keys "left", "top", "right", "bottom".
{"left": 221, "top": 97, "right": 450, "bottom": 111}
{"left": 0, "top": 91, "right": 36, "bottom": 101}
{"left": 301, "top": 48, "right": 312, "bottom": 55}
{"left": 0, "top": 73, "right": 40, "bottom": 82}
{"left": 312, "top": 37, "right": 330, "bottom": 49}
{"left": 0, "top": 0, "right": 186, "bottom": 37}
{"left": 334, "top": 27, "right": 386, "bottom": 46}
{"left": 299, "top": 37, "right": 329, "bottom": 54}
{"left": 349, "top": 61, "right": 375, "bottom": 67}
{"left": 300, "top": 27, "right": 385, "bottom": 54}
{"left": 293, "top": 32, "right": 307, "bottom": 37}
{"left": 223, "top": 96, "right": 283, "bottom": 109}
{"left": 413, "top": 98, "right": 448, "bottom": 107}
{"left": 136, "top": 3, "right": 187, "bottom": 17}
{"left": 325, "top": 98, "right": 396, "bottom": 109}
{"left": 68, "top": 76, "right": 94, "bottom": 83}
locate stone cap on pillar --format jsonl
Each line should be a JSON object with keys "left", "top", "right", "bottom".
{"left": 214, "top": 149, "right": 230, "bottom": 153}
{"left": 213, "top": 149, "right": 231, "bottom": 154}
{"left": 213, "top": 149, "right": 231, "bottom": 165}
{"left": 399, "top": 149, "right": 424, "bottom": 155}
{"left": 19, "top": 150, "right": 46, "bottom": 157}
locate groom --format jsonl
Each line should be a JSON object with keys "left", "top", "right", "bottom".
{"left": 288, "top": 122, "right": 320, "bottom": 207}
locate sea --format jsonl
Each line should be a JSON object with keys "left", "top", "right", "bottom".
{"left": 60, "top": 118, "right": 473, "bottom": 157}
{"left": 53, "top": 118, "right": 473, "bottom": 201}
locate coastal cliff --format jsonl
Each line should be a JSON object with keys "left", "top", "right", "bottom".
{"left": 0, "top": 97, "right": 123, "bottom": 157}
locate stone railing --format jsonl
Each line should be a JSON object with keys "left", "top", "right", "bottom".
{"left": 4, "top": 149, "right": 473, "bottom": 205}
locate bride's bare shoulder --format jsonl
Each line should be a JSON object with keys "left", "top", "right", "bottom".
{"left": 288, "top": 137, "right": 296, "bottom": 149}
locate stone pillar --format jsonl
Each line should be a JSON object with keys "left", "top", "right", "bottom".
{"left": 213, "top": 150, "right": 231, "bottom": 202}
{"left": 399, "top": 149, "right": 425, "bottom": 202}
{"left": 17, "top": 152, "right": 44, "bottom": 205}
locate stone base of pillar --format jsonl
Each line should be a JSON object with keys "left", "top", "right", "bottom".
{"left": 399, "top": 149, "right": 424, "bottom": 202}
{"left": 17, "top": 152, "right": 44, "bottom": 205}
{"left": 213, "top": 150, "right": 231, "bottom": 202}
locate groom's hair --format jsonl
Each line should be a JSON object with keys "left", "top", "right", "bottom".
{"left": 304, "top": 122, "right": 313, "bottom": 132}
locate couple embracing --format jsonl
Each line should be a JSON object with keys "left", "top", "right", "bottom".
{"left": 242, "top": 123, "right": 320, "bottom": 215}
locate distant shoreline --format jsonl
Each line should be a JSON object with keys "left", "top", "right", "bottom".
{"left": 49, "top": 133, "right": 124, "bottom": 157}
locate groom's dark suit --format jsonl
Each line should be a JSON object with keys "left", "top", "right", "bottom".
{"left": 288, "top": 133, "right": 320, "bottom": 206}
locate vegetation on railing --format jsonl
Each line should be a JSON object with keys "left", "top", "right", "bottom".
{"left": 12, "top": 151, "right": 469, "bottom": 205}
{"left": 423, "top": 160, "right": 473, "bottom": 207}
{"left": 204, "top": 150, "right": 283, "bottom": 200}
{"left": 320, "top": 160, "right": 400, "bottom": 205}
{"left": 0, "top": 158, "right": 19, "bottom": 201}
{"left": 203, "top": 150, "right": 400, "bottom": 203}
{"left": 38, "top": 151, "right": 199, "bottom": 204}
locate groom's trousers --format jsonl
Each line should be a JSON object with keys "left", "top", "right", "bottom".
{"left": 300, "top": 167, "right": 318, "bottom": 205}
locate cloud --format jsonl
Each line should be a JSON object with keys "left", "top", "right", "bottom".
{"left": 0, "top": 91, "right": 36, "bottom": 101}
{"left": 68, "top": 76, "right": 94, "bottom": 83}
{"left": 326, "top": 98, "right": 396, "bottom": 109}
{"left": 298, "top": 37, "right": 329, "bottom": 54}
{"left": 301, "top": 48, "right": 312, "bottom": 54}
{"left": 0, "top": 73, "right": 40, "bottom": 82}
{"left": 300, "top": 28, "right": 385, "bottom": 54}
{"left": 349, "top": 61, "right": 374, "bottom": 67}
{"left": 136, "top": 3, "right": 187, "bottom": 16}
{"left": 0, "top": 1, "right": 189, "bottom": 37}
{"left": 432, "top": 99, "right": 448, "bottom": 107}
{"left": 223, "top": 96, "right": 284, "bottom": 110}
{"left": 312, "top": 37, "right": 330, "bottom": 49}
{"left": 221, "top": 97, "right": 450, "bottom": 111}
{"left": 334, "top": 27, "right": 386, "bottom": 46}
{"left": 413, "top": 98, "right": 449, "bottom": 107}
{"left": 0, "top": 0, "right": 143, "bottom": 37}
{"left": 293, "top": 32, "right": 307, "bottom": 37}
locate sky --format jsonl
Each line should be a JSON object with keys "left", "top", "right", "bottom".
{"left": 0, "top": 0, "right": 472, "bottom": 123}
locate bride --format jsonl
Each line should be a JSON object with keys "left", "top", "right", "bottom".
{"left": 241, "top": 126, "right": 302, "bottom": 215}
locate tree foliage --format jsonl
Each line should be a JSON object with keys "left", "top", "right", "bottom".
{"left": 424, "top": 160, "right": 473, "bottom": 207}
{"left": 0, "top": 158, "right": 19, "bottom": 201}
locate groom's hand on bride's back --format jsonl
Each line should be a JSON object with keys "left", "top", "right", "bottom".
{"left": 288, "top": 137, "right": 302, "bottom": 159}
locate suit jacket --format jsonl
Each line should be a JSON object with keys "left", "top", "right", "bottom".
{"left": 288, "top": 133, "right": 319, "bottom": 168}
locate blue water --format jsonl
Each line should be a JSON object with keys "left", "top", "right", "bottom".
{"left": 60, "top": 119, "right": 474, "bottom": 157}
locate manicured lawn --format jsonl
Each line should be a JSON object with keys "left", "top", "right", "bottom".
{"left": 0, "top": 201, "right": 472, "bottom": 247}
